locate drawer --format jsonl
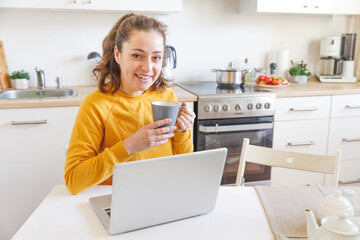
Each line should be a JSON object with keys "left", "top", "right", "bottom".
{"left": 273, "top": 119, "right": 329, "bottom": 155}
{"left": 331, "top": 94, "right": 360, "bottom": 118}
{"left": 328, "top": 116, "right": 360, "bottom": 159}
{"left": 338, "top": 158, "right": 360, "bottom": 184}
{"left": 275, "top": 96, "right": 331, "bottom": 121}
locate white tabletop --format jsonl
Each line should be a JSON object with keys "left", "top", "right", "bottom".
{"left": 12, "top": 185, "right": 274, "bottom": 240}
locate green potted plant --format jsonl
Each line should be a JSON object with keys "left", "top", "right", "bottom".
{"left": 10, "top": 70, "right": 30, "bottom": 89}
{"left": 288, "top": 62, "right": 311, "bottom": 84}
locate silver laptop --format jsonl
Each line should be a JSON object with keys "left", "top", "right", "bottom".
{"left": 89, "top": 148, "right": 227, "bottom": 235}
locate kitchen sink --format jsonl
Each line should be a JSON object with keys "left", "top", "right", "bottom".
{"left": 0, "top": 88, "right": 78, "bottom": 99}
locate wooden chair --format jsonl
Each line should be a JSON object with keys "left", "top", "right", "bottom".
{"left": 235, "top": 138, "right": 342, "bottom": 187}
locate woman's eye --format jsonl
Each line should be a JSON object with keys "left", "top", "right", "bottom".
{"left": 132, "top": 54, "right": 141, "bottom": 59}
{"left": 153, "top": 56, "right": 162, "bottom": 61}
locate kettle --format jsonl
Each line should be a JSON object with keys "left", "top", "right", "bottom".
{"left": 162, "top": 45, "right": 177, "bottom": 82}
{"left": 305, "top": 209, "right": 360, "bottom": 240}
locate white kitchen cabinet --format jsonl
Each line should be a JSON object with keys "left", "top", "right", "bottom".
{"left": 327, "top": 95, "right": 360, "bottom": 184}
{"left": 239, "top": 0, "right": 360, "bottom": 15}
{"left": 0, "top": 0, "right": 182, "bottom": 13}
{"left": 0, "top": 106, "right": 79, "bottom": 240}
{"left": 272, "top": 96, "right": 331, "bottom": 186}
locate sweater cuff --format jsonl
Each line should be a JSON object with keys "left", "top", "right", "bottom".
{"left": 110, "top": 140, "right": 133, "bottom": 163}
{"left": 173, "top": 129, "right": 191, "bottom": 143}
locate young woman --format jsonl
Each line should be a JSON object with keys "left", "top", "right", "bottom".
{"left": 65, "top": 13, "right": 195, "bottom": 194}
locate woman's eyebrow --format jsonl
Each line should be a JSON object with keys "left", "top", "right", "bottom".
{"left": 131, "top": 49, "right": 163, "bottom": 54}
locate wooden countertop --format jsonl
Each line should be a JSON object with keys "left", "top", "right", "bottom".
{"left": 257, "top": 78, "right": 360, "bottom": 98}
{"left": 1, "top": 78, "right": 360, "bottom": 109}
{"left": 0, "top": 85, "right": 198, "bottom": 109}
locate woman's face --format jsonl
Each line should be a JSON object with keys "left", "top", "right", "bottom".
{"left": 115, "top": 30, "right": 164, "bottom": 96}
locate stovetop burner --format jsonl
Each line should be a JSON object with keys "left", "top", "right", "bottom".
{"left": 177, "top": 81, "right": 270, "bottom": 96}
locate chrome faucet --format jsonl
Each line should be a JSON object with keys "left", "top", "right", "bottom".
{"left": 34, "top": 66, "right": 46, "bottom": 89}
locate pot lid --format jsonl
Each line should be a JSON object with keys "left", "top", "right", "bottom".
{"left": 322, "top": 190, "right": 351, "bottom": 209}
{"left": 211, "top": 62, "right": 243, "bottom": 72}
{"left": 323, "top": 213, "right": 360, "bottom": 235}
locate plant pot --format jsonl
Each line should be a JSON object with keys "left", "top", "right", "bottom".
{"left": 11, "top": 78, "right": 29, "bottom": 89}
{"left": 290, "top": 75, "right": 308, "bottom": 84}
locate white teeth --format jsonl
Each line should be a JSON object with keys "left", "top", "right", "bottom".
{"left": 136, "top": 74, "right": 152, "bottom": 80}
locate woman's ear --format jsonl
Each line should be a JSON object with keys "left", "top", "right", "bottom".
{"left": 114, "top": 46, "right": 121, "bottom": 64}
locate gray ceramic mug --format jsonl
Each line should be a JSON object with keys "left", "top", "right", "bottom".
{"left": 151, "top": 101, "right": 184, "bottom": 133}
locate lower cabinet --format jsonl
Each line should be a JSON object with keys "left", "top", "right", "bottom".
{"left": 0, "top": 106, "right": 79, "bottom": 240}
{"left": 272, "top": 119, "right": 330, "bottom": 186}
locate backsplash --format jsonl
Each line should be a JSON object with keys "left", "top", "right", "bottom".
{"left": 0, "top": 0, "right": 351, "bottom": 87}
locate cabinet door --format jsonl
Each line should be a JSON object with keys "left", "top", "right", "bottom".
{"left": 0, "top": 0, "right": 81, "bottom": 10}
{"left": 0, "top": 107, "right": 78, "bottom": 240}
{"left": 312, "top": 0, "right": 360, "bottom": 14}
{"left": 82, "top": 0, "right": 182, "bottom": 12}
{"left": 275, "top": 96, "right": 331, "bottom": 121}
{"left": 272, "top": 119, "right": 329, "bottom": 186}
{"left": 328, "top": 116, "right": 360, "bottom": 159}
{"left": 239, "top": 0, "right": 311, "bottom": 14}
{"left": 331, "top": 94, "right": 360, "bottom": 118}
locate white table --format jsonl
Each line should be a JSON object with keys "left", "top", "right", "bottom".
{"left": 12, "top": 185, "right": 274, "bottom": 240}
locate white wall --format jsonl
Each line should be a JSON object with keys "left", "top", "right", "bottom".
{"left": 0, "top": 0, "right": 350, "bottom": 86}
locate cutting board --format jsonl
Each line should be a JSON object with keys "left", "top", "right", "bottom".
{"left": 0, "top": 41, "right": 11, "bottom": 89}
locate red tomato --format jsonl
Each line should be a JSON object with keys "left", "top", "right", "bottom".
{"left": 265, "top": 77, "right": 273, "bottom": 84}
{"left": 272, "top": 79, "right": 281, "bottom": 85}
{"left": 256, "top": 80, "right": 260, "bottom": 84}
{"left": 258, "top": 75, "right": 266, "bottom": 81}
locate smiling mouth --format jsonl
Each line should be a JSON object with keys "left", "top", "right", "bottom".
{"left": 136, "top": 74, "right": 152, "bottom": 81}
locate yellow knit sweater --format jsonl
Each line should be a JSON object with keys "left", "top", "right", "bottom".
{"left": 64, "top": 87, "right": 193, "bottom": 194}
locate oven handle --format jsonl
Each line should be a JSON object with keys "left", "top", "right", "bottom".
{"left": 199, "top": 123, "right": 273, "bottom": 133}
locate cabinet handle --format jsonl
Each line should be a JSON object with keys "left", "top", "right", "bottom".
{"left": 342, "top": 138, "right": 360, "bottom": 142}
{"left": 339, "top": 178, "right": 360, "bottom": 184}
{"left": 288, "top": 141, "right": 315, "bottom": 146}
{"left": 314, "top": 5, "right": 319, "bottom": 8}
{"left": 346, "top": 105, "right": 360, "bottom": 109}
{"left": 289, "top": 107, "right": 318, "bottom": 111}
{"left": 303, "top": 5, "right": 308, "bottom": 8}
{"left": 11, "top": 120, "right": 48, "bottom": 125}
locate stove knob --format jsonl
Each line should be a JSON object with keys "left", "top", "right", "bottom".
{"left": 256, "top": 103, "right": 262, "bottom": 109}
{"left": 204, "top": 104, "right": 212, "bottom": 112}
{"left": 264, "top": 103, "right": 271, "bottom": 109}
{"left": 235, "top": 104, "right": 241, "bottom": 111}
{"left": 247, "top": 103, "right": 253, "bottom": 110}
{"left": 214, "top": 104, "right": 221, "bottom": 112}
{"left": 223, "top": 104, "right": 230, "bottom": 112}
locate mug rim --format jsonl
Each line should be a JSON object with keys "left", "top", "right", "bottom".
{"left": 151, "top": 101, "right": 180, "bottom": 107}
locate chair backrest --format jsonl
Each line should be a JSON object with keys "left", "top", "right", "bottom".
{"left": 235, "top": 138, "right": 341, "bottom": 187}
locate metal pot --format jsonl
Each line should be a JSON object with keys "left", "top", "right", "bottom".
{"left": 211, "top": 62, "right": 251, "bottom": 87}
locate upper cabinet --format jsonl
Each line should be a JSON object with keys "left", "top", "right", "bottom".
{"left": 239, "top": 0, "right": 360, "bottom": 15}
{"left": 0, "top": 0, "right": 182, "bottom": 13}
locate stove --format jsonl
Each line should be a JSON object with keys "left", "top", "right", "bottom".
{"left": 177, "top": 82, "right": 276, "bottom": 120}
{"left": 177, "top": 81, "right": 276, "bottom": 185}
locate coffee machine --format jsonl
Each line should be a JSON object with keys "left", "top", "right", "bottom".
{"left": 317, "top": 33, "right": 357, "bottom": 83}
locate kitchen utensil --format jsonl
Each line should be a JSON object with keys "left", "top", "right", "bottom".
{"left": 305, "top": 209, "right": 360, "bottom": 240}
{"left": 0, "top": 41, "right": 11, "bottom": 89}
{"left": 317, "top": 189, "right": 354, "bottom": 220}
{"left": 320, "top": 36, "right": 341, "bottom": 57}
{"left": 151, "top": 101, "right": 184, "bottom": 133}
{"left": 87, "top": 51, "right": 101, "bottom": 60}
{"left": 341, "top": 33, "right": 357, "bottom": 78}
{"left": 211, "top": 62, "right": 251, "bottom": 87}
{"left": 162, "top": 45, "right": 177, "bottom": 81}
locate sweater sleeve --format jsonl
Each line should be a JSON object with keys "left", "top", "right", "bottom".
{"left": 64, "top": 94, "right": 132, "bottom": 195}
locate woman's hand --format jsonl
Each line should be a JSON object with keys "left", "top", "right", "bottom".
{"left": 123, "top": 119, "right": 176, "bottom": 154}
{"left": 174, "top": 102, "right": 196, "bottom": 133}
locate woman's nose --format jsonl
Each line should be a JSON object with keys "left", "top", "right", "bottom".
{"left": 141, "top": 58, "right": 152, "bottom": 72}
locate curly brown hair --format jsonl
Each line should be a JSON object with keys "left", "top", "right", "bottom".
{"left": 93, "top": 13, "right": 170, "bottom": 94}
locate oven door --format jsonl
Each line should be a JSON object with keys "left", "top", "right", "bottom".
{"left": 196, "top": 116, "right": 273, "bottom": 185}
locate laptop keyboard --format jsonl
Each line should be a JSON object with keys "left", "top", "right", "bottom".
{"left": 104, "top": 208, "right": 111, "bottom": 217}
